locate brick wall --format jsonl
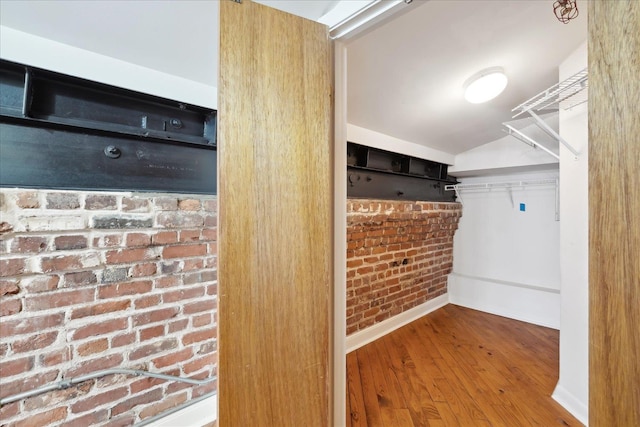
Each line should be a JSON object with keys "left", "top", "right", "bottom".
{"left": 346, "top": 200, "right": 462, "bottom": 335}
{"left": 0, "top": 189, "right": 217, "bottom": 426}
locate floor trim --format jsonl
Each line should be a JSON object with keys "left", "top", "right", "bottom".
{"left": 346, "top": 293, "right": 448, "bottom": 353}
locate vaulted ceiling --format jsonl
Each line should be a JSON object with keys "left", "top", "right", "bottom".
{"left": 346, "top": 0, "right": 586, "bottom": 154}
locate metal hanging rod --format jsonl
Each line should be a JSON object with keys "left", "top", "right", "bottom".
{"left": 445, "top": 179, "right": 559, "bottom": 221}
{"left": 0, "top": 368, "right": 217, "bottom": 407}
{"left": 445, "top": 179, "right": 557, "bottom": 193}
{"left": 503, "top": 124, "right": 560, "bottom": 160}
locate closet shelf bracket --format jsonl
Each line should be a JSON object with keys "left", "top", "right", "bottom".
{"left": 510, "top": 67, "right": 587, "bottom": 158}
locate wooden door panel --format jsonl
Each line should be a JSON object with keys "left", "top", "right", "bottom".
{"left": 218, "top": 1, "right": 333, "bottom": 425}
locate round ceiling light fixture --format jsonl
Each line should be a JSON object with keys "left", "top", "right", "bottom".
{"left": 463, "top": 67, "right": 508, "bottom": 104}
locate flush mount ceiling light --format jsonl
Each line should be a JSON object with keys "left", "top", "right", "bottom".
{"left": 463, "top": 67, "right": 508, "bottom": 104}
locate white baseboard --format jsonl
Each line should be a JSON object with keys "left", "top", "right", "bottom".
{"left": 346, "top": 293, "right": 449, "bottom": 353}
{"left": 448, "top": 273, "right": 560, "bottom": 329}
{"left": 552, "top": 384, "right": 588, "bottom": 426}
{"left": 144, "top": 394, "right": 217, "bottom": 427}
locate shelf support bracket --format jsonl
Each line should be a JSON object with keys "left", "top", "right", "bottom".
{"left": 528, "top": 110, "right": 579, "bottom": 157}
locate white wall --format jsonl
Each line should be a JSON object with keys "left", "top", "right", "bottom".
{"left": 552, "top": 41, "right": 589, "bottom": 425}
{"left": 448, "top": 171, "right": 561, "bottom": 329}
{"left": 449, "top": 118, "right": 559, "bottom": 177}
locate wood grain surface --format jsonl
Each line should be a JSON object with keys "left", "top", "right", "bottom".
{"left": 218, "top": 1, "right": 334, "bottom": 425}
{"left": 347, "top": 305, "right": 582, "bottom": 427}
{"left": 589, "top": 1, "right": 640, "bottom": 426}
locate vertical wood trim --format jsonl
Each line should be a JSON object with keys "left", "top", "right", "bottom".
{"left": 589, "top": 1, "right": 640, "bottom": 426}
{"left": 218, "top": 1, "right": 334, "bottom": 426}
{"left": 333, "top": 40, "right": 348, "bottom": 425}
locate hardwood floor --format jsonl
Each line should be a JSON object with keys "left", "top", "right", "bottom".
{"left": 346, "top": 304, "right": 582, "bottom": 427}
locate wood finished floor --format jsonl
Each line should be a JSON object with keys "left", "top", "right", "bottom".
{"left": 346, "top": 304, "right": 582, "bottom": 427}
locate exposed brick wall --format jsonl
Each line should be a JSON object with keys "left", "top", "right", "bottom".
{"left": 346, "top": 200, "right": 462, "bottom": 335}
{"left": 0, "top": 189, "right": 217, "bottom": 426}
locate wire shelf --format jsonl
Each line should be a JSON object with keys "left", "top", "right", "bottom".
{"left": 512, "top": 68, "right": 588, "bottom": 118}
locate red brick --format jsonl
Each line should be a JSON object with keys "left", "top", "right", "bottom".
{"left": 105, "top": 248, "right": 154, "bottom": 264}
{"left": 140, "top": 325, "right": 164, "bottom": 341}
{"left": 162, "top": 243, "right": 207, "bottom": 259}
{"left": 183, "top": 299, "right": 216, "bottom": 314}
{"left": 39, "top": 347, "right": 71, "bottom": 367}
{"left": 201, "top": 228, "right": 217, "bottom": 241}
{"left": 11, "top": 406, "right": 67, "bottom": 427}
{"left": 134, "top": 294, "right": 161, "bottom": 309}
{"left": 178, "top": 199, "right": 201, "bottom": 211}
{"left": 192, "top": 313, "right": 213, "bottom": 327}
{"left": 12, "top": 331, "right": 58, "bottom": 353}
{"left": 157, "top": 212, "right": 203, "bottom": 228}
{"left": 153, "top": 197, "right": 178, "bottom": 211}
{"left": 40, "top": 254, "right": 83, "bottom": 273}
{"left": 0, "top": 356, "right": 34, "bottom": 377}
{"left": 0, "top": 312, "right": 64, "bottom": 336}
{"left": 184, "top": 259, "right": 205, "bottom": 272}
{"left": 54, "top": 235, "right": 88, "bottom": 251}
{"left": 59, "top": 409, "right": 109, "bottom": 426}
{"left": 130, "top": 376, "right": 164, "bottom": 394}
{"left": 130, "top": 262, "right": 157, "bottom": 277}
{"left": 101, "top": 414, "right": 136, "bottom": 427}
{"left": 152, "top": 348, "right": 193, "bottom": 368}
{"left": 204, "top": 215, "right": 217, "bottom": 227}
{"left": 16, "top": 191, "right": 39, "bottom": 208}
{"left": 168, "top": 319, "right": 189, "bottom": 333}
{"left": 151, "top": 231, "right": 178, "bottom": 245}
{"left": 0, "top": 257, "right": 25, "bottom": 277}
{"left": 122, "top": 197, "right": 150, "bottom": 212}
{"left": 25, "top": 288, "right": 94, "bottom": 311}
{"left": 10, "top": 236, "right": 48, "bottom": 253}
{"left": 0, "top": 297, "right": 21, "bottom": 316}
{"left": 20, "top": 275, "right": 60, "bottom": 293}
{"left": 139, "top": 391, "right": 188, "bottom": 419}
{"left": 126, "top": 232, "right": 151, "bottom": 247}
{"left": 182, "top": 327, "right": 216, "bottom": 345}
{"left": 0, "top": 401, "right": 19, "bottom": 419}
{"left": 179, "top": 229, "right": 201, "bottom": 242}
{"left": 183, "top": 355, "right": 214, "bottom": 374}
{"left": 76, "top": 338, "right": 109, "bottom": 356}
{"left": 111, "top": 388, "right": 163, "bottom": 417}
{"left": 72, "top": 318, "right": 128, "bottom": 340}
{"left": 153, "top": 276, "right": 180, "bottom": 289}
{"left": 70, "top": 387, "right": 128, "bottom": 413}
{"left": 98, "top": 280, "right": 153, "bottom": 298}
{"left": 64, "top": 270, "right": 97, "bottom": 286}
{"left": 196, "top": 341, "right": 217, "bottom": 355}
{"left": 132, "top": 307, "right": 179, "bottom": 326}
{"left": 163, "top": 287, "right": 205, "bottom": 303}
{"left": 129, "top": 338, "right": 177, "bottom": 360}
{"left": 111, "top": 332, "right": 135, "bottom": 348}
{"left": 66, "top": 354, "right": 123, "bottom": 377}
{"left": 70, "top": 299, "right": 131, "bottom": 319}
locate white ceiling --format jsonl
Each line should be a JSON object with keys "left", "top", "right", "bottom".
{"left": 346, "top": 0, "right": 587, "bottom": 154}
{"left": 0, "top": 0, "right": 586, "bottom": 156}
